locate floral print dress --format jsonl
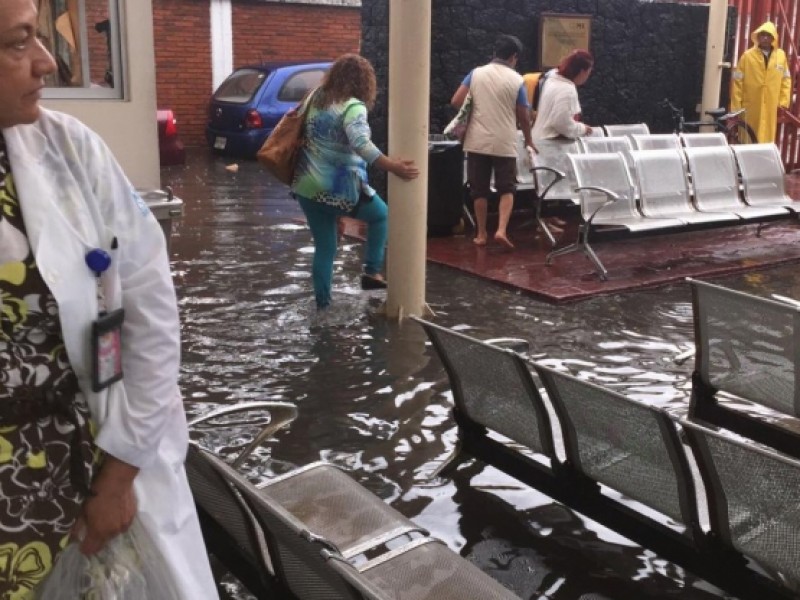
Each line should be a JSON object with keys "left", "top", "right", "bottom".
{"left": 0, "top": 133, "right": 98, "bottom": 599}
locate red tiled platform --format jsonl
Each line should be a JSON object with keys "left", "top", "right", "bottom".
{"left": 425, "top": 215, "right": 800, "bottom": 303}
{"left": 342, "top": 174, "right": 800, "bottom": 303}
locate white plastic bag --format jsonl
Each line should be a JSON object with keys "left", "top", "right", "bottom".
{"left": 37, "top": 518, "right": 181, "bottom": 600}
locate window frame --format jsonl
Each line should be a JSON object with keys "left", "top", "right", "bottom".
{"left": 41, "top": 0, "right": 126, "bottom": 100}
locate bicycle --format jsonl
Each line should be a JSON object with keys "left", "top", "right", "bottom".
{"left": 660, "top": 98, "right": 758, "bottom": 144}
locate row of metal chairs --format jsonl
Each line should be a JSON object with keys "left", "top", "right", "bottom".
{"left": 539, "top": 143, "right": 795, "bottom": 279}
{"left": 415, "top": 309, "right": 800, "bottom": 600}
{"left": 186, "top": 403, "right": 519, "bottom": 599}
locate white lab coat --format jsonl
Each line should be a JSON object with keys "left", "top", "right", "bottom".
{"left": 3, "top": 109, "right": 218, "bottom": 600}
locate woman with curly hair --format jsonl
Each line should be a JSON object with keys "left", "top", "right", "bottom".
{"left": 292, "top": 53, "right": 419, "bottom": 310}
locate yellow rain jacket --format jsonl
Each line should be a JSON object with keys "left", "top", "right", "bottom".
{"left": 731, "top": 21, "right": 792, "bottom": 144}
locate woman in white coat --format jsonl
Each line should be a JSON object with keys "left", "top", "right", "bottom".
{"left": 0, "top": 1, "right": 217, "bottom": 597}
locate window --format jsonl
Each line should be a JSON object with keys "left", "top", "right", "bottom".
{"left": 277, "top": 69, "right": 327, "bottom": 102}
{"left": 213, "top": 68, "right": 268, "bottom": 104}
{"left": 39, "top": 0, "right": 124, "bottom": 99}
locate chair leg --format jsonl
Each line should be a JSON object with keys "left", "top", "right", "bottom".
{"left": 462, "top": 203, "right": 475, "bottom": 230}
{"left": 535, "top": 198, "right": 557, "bottom": 246}
{"left": 583, "top": 242, "right": 608, "bottom": 280}
{"left": 546, "top": 225, "right": 607, "bottom": 280}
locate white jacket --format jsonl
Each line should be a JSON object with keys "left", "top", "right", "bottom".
{"left": 3, "top": 109, "right": 218, "bottom": 600}
{"left": 531, "top": 72, "right": 589, "bottom": 140}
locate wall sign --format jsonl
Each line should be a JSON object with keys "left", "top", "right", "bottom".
{"left": 539, "top": 13, "right": 592, "bottom": 69}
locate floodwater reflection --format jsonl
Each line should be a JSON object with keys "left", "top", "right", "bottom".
{"left": 163, "top": 152, "right": 788, "bottom": 599}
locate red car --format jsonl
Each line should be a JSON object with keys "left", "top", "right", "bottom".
{"left": 157, "top": 109, "right": 186, "bottom": 166}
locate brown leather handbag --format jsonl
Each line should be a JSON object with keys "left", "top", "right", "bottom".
{"left": 257, "top": 89, "right": 316, "bottom": 184}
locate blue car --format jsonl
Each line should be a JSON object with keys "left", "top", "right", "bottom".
{"left": 206, "top": 61, "right": 331, "bottom": 158}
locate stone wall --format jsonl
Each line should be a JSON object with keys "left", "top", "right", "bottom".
{"left": 361, "top": 0, "right": 736, "bottom": 157}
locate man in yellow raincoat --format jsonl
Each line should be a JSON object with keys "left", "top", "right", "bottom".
{"left": 731, "top": 21, "right": 792, "bottom": 144}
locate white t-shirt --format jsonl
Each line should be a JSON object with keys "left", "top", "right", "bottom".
{"left": 463, "top": 61, "right": 525, "bottom": 157}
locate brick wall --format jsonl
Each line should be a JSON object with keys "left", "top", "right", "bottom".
{"left": 153, "top": 0, "right": 213, "bottom": 148}
{"left": 152, "top": 0, "right": 361, "bottom": 148}
{"left": 232, "top": 2, "right": 360, "bottom": 66}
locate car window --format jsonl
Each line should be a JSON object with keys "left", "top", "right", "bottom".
{"left": 213, "top": 69, "right": 269, "bottom": 103}
{"left": 277, "top": 69, "right": 327, "bottom": 102}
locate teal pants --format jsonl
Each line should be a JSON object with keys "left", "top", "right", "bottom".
{"left": 297, "top": 194, "right": 388, "bottom": 308}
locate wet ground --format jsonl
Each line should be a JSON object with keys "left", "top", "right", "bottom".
{"left": 162, "top": 150, "right": 800, "bottom": 599}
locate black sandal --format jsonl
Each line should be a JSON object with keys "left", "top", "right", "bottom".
{"left": 361, "top": 274, "right": 388, "bottom": 290}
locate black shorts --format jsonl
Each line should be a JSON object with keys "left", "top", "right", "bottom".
{"left": 467, "top": 153, "right": 517, "bottom": 199}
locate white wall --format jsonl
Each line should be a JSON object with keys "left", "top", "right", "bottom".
{"left": 43, "top": 0, "right": 160, "bottom": 190}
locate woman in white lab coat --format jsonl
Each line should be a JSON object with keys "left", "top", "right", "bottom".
{"left": 0, "top": 1, "right": 217, "bottom": 597}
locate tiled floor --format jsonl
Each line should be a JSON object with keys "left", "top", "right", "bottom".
{"left": 345, "top": 174, "right": 800, "bottom": 303}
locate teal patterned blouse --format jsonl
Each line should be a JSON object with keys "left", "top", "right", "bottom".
{"left": 291, "top": 98, "right": 383, "bottom": 213}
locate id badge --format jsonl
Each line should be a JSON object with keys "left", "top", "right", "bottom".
{"left": 91, "top": 308, "right": 125, "bottom": 392}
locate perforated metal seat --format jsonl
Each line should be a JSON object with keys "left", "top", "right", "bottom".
{"left": 578, "top": 135, "right": 634, "bottom": 169}
{"left": 533, "top": 364, "right": 701, "bottom": 539}
{"left": 417, "top": 319, "right": 557, "bottom": 464}
{"left": 603, "top": 123, "right": 650, "bottom": 137}
{"left": 731, "top": 143, "right": 798, "bottom": 213}
{"left": 679, "top": 132, "right": 728, "bottom": 148}
{"left": 691, "top": 279, "right": 800, "bottom": 418}
{"left": 259, "top": 462, "right": 424, "bottom": 560}
{"left": 684, "top": 146, "right": 789, "bottom": 219}
{"left": 630, "top": 133, "right": 682, "bottom": 151}
{"left": 631, "top": 148, "right": 738, "bottom": 224}
{"left": 682, "top": 420, "right": 800, "bottom": 594}
{"left": 326, "top": 538, "right": 520, "bottom": 600}
{"left": 689, "top": 279, "right": 800, "bottom": 460}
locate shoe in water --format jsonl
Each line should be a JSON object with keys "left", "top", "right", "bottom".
{"left": 361, "top": 274, "right": 387, "bottom": 290}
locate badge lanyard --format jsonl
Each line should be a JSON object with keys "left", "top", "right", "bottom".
{"left": 85, "top": 240, "right": 125, "bottom": 391}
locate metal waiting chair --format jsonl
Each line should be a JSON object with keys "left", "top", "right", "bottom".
{"left": 631, "top": 148, "right": 739, "bottom": 225}
{"left": 730, "top": 143, "right": 799, "bottom": 214}
{"left": 630, "top": 133, "right": 682, "bottom": 152}
{"left": 688, "top": 278, "right": 800, "bottom": 460}
{"left": 187, "top": 402, "right": 435, "bottom": 598}
{"left": 533, "top": 363, "right": 703, "bottom": 546}
{"left": 683, "top": 146, "right": 790, "bottom": 220}
{"left": 415, "top": 318, "right": 559, "bottom": 481}
{"left": 682, "top": 419, "right": 800, "bottom": 597}
{"left": 603, "top": 123, "right": 650, "bottom": 137}
{"left": 679, "top": 132, "right": 728, "bottom": 148}
{"left": 547, "top": 152, "right": 684, "bottom": 279}
{"left": 578, "top": 135, "right": 634, "bottom": 168}
{"left": 196, "top": 446, "right": 521, "bottom": 599}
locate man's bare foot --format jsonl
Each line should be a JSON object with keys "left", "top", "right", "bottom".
{"left": 494, "top": 232, "right": 514, "bottom": 249}
{"left": 473, "top": 236, "right": 487, "bottom": 246}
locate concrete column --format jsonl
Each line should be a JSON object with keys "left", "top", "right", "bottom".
{"left": 700, "top": 0, "right": 730, "bottom": 125}
{"left": 385, "top": 0, "right": 431, "bottom": 320}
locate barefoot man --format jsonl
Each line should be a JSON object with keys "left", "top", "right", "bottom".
{"left": 451, "top": 35, "right": 535, "bottom": 248}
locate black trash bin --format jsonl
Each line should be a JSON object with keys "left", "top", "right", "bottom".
{"left": 427, "top": 137, "right": 465, "bottom": 236}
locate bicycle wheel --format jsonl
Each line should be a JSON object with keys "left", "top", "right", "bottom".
{"left": 726, "top": 121, "right": 757, "bottom": 144}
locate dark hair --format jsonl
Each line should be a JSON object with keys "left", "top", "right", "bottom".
{"left": 494, "top": 35, "right": 523, "bottom": 61}
{"left": 558, "top": 49, "right": 594, "bottom": 81}
{"left": 317, "top": 53, "right": 377, "bottom": 110}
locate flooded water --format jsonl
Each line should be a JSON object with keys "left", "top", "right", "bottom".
{"left": 162, "top": 151, "right": 797, "bottom": 600}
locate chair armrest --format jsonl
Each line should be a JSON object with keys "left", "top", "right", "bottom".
{"left": 575, "top": 186, "right": 621, "bottom": 225}
{"left": 531, "top": 165, "right": 565, "bottom": 200}
{"left": 188, "top": 401, "right": 299, "bottom": 467}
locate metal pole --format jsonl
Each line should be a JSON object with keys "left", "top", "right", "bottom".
{"left": 385, "top": 0, "right": 431, "bottom": 320}
{"left": 701, "top": 0, "right": 730, "bottom": 124}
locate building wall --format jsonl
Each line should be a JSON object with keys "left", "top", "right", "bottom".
{"left": 153, "top": 0, "right": 361, "bottom": 147}
{"left": 361, "top": 0, "right": 735, "bottom": 161}
{"left": 45, "top": 0, "right": 161, "bottom": 189}
{"left": 153, "top": 0, "right": 213, "bottom": 148}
